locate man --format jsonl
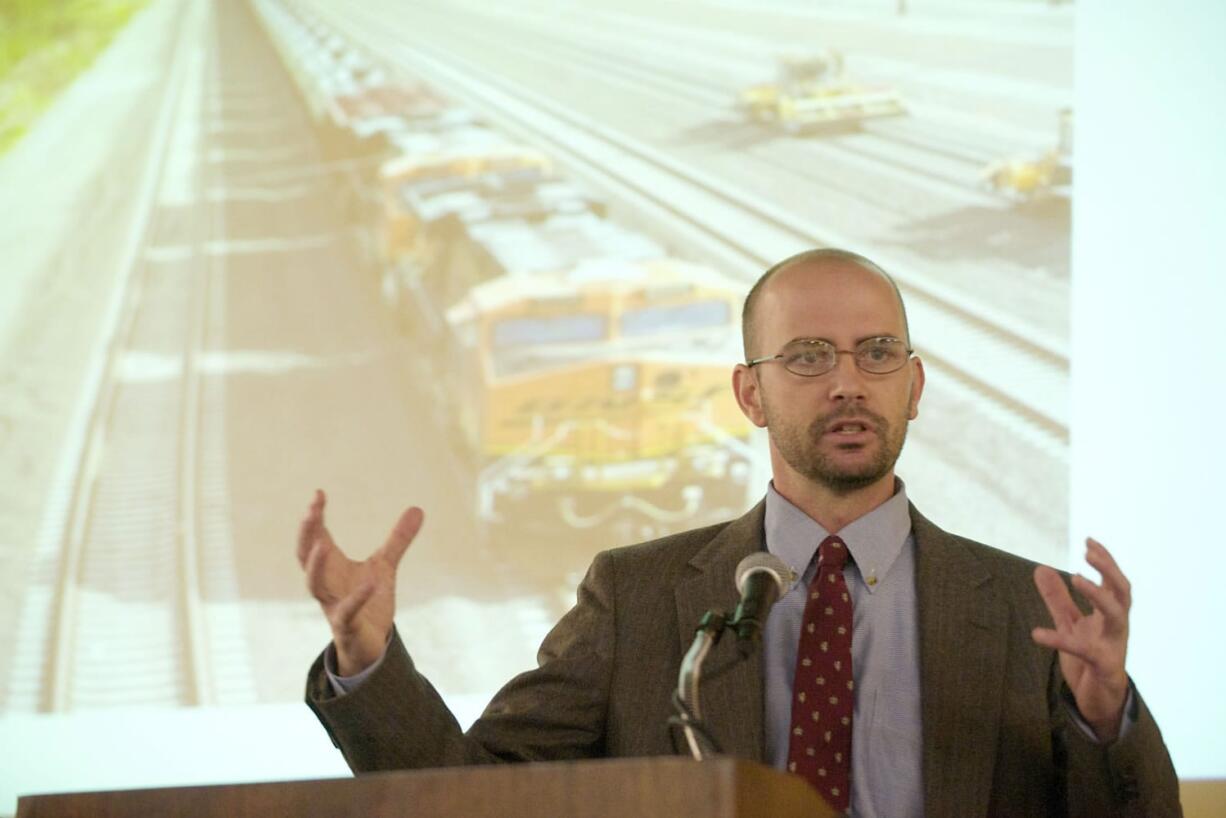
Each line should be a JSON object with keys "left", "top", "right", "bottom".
{"left": 298, "top": 249, "right": 1180, "bottom": 817}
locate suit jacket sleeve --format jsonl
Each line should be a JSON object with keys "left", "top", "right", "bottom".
{"left": 1057, "top": 674, "right": 1182, "bottom": 818}
{"left": 1015, "top": 562, "right": 1181, "bottom": 818}
{"left": 305, "top": 549, "right": 618, "bottom": 772}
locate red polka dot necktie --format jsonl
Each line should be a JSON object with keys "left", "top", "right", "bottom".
{"left": 787, "top": 535, "right": 854, "bottom": 813}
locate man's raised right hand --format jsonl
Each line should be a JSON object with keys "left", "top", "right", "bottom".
{"left": 297, "top": 489, "right": 424, "bottom": 676}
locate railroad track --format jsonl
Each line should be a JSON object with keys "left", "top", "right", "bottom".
{"left": 4, "top": 0, "right": 264, "bottom": 713}
{"left": 4, "top": 0, "right": 211, "bottom": 713}
{"left": 423, "top": 12, "right": 998, "bottom": 203}
{"left": 391, "top": 1, "right": 1060, "bottom": 194}
{"left": 288, "top": 0, "right": 1070, "bottom": 459}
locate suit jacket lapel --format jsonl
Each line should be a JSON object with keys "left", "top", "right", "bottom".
{"left": 912, "top": 506, "right": 1009, "bottom": 818}
{"left": 673, "top": 500, "right": 767, "bottom": 762}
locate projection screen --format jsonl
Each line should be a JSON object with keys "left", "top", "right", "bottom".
{"left": 0, "top": 0, "right": 1221, "bottom": 813}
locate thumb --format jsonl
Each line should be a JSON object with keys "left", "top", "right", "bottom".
{"left": 331, "top": 580, "right": 378, "bottom": 629}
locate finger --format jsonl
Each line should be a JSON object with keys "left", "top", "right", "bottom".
{"left": 332, "top": 581, "right": 378, "bottom": 630}
{"left": 296, "top": 512, "right": 318, "bottom": 568}
{"left": 1070, "top": 573, "right": 1127, "bottom": 632}
{"left": 303, "top": 534, "right": 335, "bottom": 601}
{"left": 1031, "top": 625, "right": 1090, "bottom": 661}
{"left": 296, "top": 489, "right": 327, "bottom": 567}
{"left": 1033, "top": 565, "right": 1082, "bottom": 630}
{"left": 1084, "top": 538, "right": 1132, "bottom": 610}
{"left": 377, "top": 506, "right": 424, "bottom": 568}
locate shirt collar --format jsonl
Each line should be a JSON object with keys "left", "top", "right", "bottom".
{"left": 764, "top": 479, "right": 913, "bottom": 595}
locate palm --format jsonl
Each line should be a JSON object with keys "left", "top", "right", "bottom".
{"left": 312, "top": 530, "right": 395, "bottom": 641}
{"left": 1052, "top": 607, "right": 1126, "bottom": 722}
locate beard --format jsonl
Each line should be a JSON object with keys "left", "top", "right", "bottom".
{"left": 765, "top": 401, "right": 910, "bottom": 495}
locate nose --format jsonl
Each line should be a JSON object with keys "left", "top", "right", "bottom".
{"left": 825, "top": 350, "right": 868, "bottom": 404}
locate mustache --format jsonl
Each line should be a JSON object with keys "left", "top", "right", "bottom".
{"left": 809, "top": 406, "right": 888, "bottom": 437}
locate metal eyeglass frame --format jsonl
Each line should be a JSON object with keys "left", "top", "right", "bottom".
{"left": 745, "top": 336, "right": 914, "bottom": 376}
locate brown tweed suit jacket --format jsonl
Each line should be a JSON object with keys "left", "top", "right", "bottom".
{"left": 307, "top": 501, "right": 1181, "bottom": 817}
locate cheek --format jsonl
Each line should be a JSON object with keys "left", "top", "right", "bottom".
{"left": 764, "top": 389, "right": 814, "bottom": 428}
{"left": 906, "top": 381, "right": 922, "bottom": 418}
{"left": 882, "top": 385, "right": 917, "bottom": 420}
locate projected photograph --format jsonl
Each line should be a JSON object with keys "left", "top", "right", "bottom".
{"left": 0, "top": 0, "right": 1076, "bottom": 799}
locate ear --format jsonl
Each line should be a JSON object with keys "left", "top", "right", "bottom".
{"left": 907, "top": 356, "right": 926, "bottom": 420}
{"left": 732, "top": 364, "right": 768, "bottom": 428}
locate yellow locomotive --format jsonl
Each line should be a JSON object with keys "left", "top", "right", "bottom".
{"left": 410, "top": 211, "right": 755, "bottom": 548}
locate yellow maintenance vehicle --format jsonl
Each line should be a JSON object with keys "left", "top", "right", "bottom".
{"left": 738, "top": 50, "right": 905, "bottom": 132}
{"left": 415, "top": 211, "right": 756, "bottom": 549}
{"left": 983, "top": 108, "right": 1073, "bottom": 200}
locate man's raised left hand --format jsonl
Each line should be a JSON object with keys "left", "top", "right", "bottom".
{"left": 1032, "top": 537, "right": 1132, "bottom": 742}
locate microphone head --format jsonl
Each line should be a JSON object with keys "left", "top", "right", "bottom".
{"left": 734, "top": 552, "right": 795, "bottom": 596}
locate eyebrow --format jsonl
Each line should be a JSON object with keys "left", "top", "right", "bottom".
{"left": 784, "top": 334, "right": 902, "bottom": 346}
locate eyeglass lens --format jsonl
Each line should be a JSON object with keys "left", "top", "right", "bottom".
{"left": 780, "top": 338, "right": 908, "bottom": 376}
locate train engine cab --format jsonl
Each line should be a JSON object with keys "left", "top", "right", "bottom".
{"left": 432, "top": 215, "right": 756, "bottom": 548}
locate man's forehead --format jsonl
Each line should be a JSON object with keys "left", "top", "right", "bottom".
{"left": 761, "top": 260, "right": 900, "bottom": 315}
{"left": 751, "top": 260, "right": 905, "bottom": 346}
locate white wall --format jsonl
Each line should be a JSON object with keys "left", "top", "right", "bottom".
{"left": 1072, "top": 0, "right": 1226, "bottom": 780}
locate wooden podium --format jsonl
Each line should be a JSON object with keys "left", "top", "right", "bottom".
{"left": 16, "top": 757, "right": 838, "bottom": 817}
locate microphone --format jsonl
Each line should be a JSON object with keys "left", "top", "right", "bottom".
{"left": 730, "top": 553, "right": 795, "bottom": 655}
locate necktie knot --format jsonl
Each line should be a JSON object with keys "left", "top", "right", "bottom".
{"left": 818, "top": 536, "right": 849, "bottom": 570}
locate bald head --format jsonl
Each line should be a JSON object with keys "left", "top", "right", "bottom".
{"left": 741, "top": 248, "right": 910, "bottom": 359}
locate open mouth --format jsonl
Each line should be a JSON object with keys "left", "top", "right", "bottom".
{"left": 826, "top": 419, "right": 875, "bottom": 436}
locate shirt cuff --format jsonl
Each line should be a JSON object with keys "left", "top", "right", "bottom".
{"left": 323, "top": 631, "right": 393, "bottom": 697}
{"left": 1062, "top": 678, "right": 1137, "bottom": 744}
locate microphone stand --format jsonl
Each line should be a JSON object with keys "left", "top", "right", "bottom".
{"left": 675, "top": 610, "right": 728, "bottom": 761}
{"left": 673, "top": 557, "right": 795, "bottom": 761}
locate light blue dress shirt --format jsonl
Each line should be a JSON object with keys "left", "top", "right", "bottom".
{"left": 762, "top": 480, "right": 922, "bottom": 818}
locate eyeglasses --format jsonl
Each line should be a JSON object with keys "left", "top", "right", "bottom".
{"left": 746, "top": 336, "right": 913, "bottom": 377}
